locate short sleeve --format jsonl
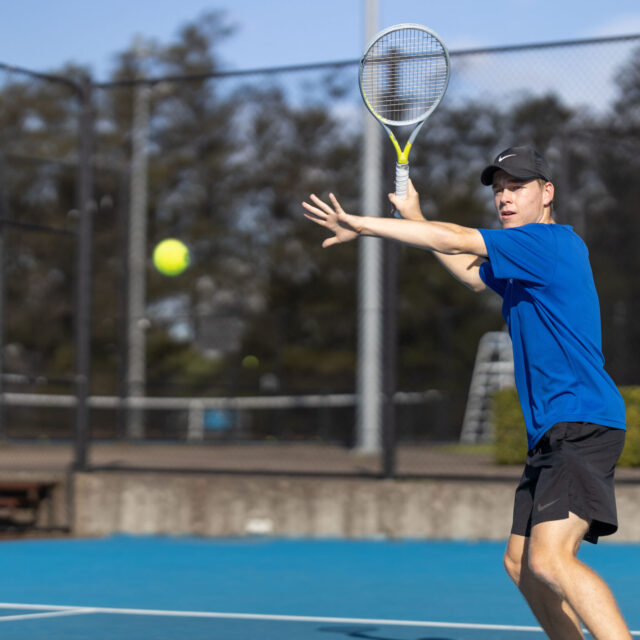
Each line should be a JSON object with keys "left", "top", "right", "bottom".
{"left": 479, "top": 261, "right": 507, "bottom": 297}
{"left": 479, "top": 224, "right": 557, "bottom": 286}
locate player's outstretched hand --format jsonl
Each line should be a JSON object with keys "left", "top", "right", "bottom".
{"left": 302, "top": 193, "right": 362, "bottom": 248}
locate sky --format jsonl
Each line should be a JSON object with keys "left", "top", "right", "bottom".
{"left": 1, "top": 0, "right": 640, "bottom": 81}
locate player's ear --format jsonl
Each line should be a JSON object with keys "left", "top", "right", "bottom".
{"left": 543, "top": 181, "right": 554, "bottom": 207}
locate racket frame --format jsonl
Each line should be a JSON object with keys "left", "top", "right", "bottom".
{"left": 358, "top": 23, "right": 450, "bottom": 204}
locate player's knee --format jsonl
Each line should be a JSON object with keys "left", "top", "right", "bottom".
{"left": 527, "top": 544, "right": 562, "bottom": 590}
{"left": 503, "top": 547, "right": 522, "bottom": 585}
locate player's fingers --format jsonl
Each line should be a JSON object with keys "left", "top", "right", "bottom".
{"left": 322, "top": 236, "right": 339, "bottom": 248}
{"left": 303, "top": 212, "right": 327, "bottom": 228}
{"left": 309, "top": 194, "right": 337, "bottom": 215}
{"left": 302, "top": 201, "right": 328, "bottom": 220}
{"left": 328, "top": 193, "right": 345, "bottom": 214}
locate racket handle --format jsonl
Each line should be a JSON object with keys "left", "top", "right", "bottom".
{"left": 393, "top": 163, "right": 409, "bottom": 218}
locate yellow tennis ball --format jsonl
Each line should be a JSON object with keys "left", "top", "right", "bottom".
{"left": 153, "top": 238, "right": 190, "bottom": 276}
{"left": 242, "top": 355, "right": 260, "bottom": 369}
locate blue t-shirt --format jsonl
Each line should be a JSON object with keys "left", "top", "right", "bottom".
{"left": 478, "top": 223, "right": 625, "bottom": 449}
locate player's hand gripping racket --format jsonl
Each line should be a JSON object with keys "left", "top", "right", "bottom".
{"left": 359, "top": 23, "right": 450, "bottom": 216}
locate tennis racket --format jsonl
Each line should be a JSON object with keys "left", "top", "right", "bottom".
{"left": 359, "top": 23, "right": 450, "bottom": 216}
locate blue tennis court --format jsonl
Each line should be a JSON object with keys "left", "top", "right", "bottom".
{"left": 0, "top": 535, "right": 638, "bottom": 638}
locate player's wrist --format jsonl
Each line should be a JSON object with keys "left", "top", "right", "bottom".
{"left": 356, "top": 216, "right": 378, "bottom": 236}
{"left": 401, "top": 210, "right": 425, "bottom": 221}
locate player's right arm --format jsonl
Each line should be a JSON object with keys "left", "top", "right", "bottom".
{"left": 387, "top": 182, "right": 487, "bottom": 292}
{"left": 430, "top": 253, "right": 487, "bottom": 292}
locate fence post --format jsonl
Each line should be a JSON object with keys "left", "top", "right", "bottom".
{"left": 74, "top": 75, "right": 95, "bottom": 470}
{"left": 0, "top": 154, "right": 6, "bottom": 440}
{"left": 382, "top": 238, "right": 398, "bottom": 477}
{"left": 126, "top": 78, "right": 151, "bottom": 440}
{"left": 187, "top": 400, "right": 205, "bottom": 441}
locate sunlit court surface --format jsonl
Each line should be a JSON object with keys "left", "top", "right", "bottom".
{"left": 0, "top": 536, "right": 638, "bottom": 639}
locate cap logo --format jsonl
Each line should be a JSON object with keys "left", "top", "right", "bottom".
{"left": 498, "top": 153, "right": 516, "bottom": 163}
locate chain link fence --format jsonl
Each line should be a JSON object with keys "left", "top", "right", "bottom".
{"left": 0, "top": 33, "right": 639, "bottom": 476}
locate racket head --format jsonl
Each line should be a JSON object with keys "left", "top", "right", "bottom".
{"left": 359, "top": 23, "right": 450, "bottom": 128}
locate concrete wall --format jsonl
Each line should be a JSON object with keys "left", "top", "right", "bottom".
{"left": 71, "top": 471, "right": 640, "bottom": 541}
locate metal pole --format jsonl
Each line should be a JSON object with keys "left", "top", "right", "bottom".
{"left": 355, "top": 0, "right": 383, "bottom": 454}
{"left": 126, "top": 78, "right": 151, "bottom": 439}
{"left": 0, "top": 155, "right": 6, "bottom": 439}
{"left": 117, "top": 169, "right": 130, "bottom": 439}
{"left": 74, "top": 76, "right": 95, "bottom": 470}
{"left": 382, "top": 160, "right": 398, "bottom": 477}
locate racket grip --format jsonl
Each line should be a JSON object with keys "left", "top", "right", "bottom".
{"left": 394, "top": 163, "right": 409, "bottom": 218}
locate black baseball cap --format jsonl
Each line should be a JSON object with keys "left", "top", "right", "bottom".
{"left": 480, "top": 146, "right": 552, "bottom": 186}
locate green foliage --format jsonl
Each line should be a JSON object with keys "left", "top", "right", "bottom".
{"left": 618, "top": 387, "right": 640, "bottom": 466}
{"left": 493, "top": 386, "right": 640, "bottom": 467}
{"left": 146, "top": 330, "right": 225, "bottom": 394}
{"left": 492, "top": 388, "right": 527, "bottom": 465}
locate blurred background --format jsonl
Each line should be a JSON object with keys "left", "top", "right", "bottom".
{"left": 0, "top": 0, "right": 639, "bottom": 512}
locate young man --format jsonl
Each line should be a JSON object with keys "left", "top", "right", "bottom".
{"left": 302, "top": 146, "right": 630, "bottom": 640}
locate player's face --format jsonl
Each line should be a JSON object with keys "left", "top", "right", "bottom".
{"left": 491, "top": 170, "right": 553, "bottom": 228}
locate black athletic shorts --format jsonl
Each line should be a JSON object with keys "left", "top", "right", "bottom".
{"left": 511, "top": 421, "right": 626, "bottom": 544}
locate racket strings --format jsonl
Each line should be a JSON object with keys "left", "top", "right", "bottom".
{"left": 361, "top": 28, "right": 448, "bottom": 124}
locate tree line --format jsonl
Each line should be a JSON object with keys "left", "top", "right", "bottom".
{"left": 0, "top": 13, "right": 638, "bottom": 439}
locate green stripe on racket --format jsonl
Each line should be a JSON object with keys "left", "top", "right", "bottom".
{"left": 359, "top": 23, "right": 450, "bottom": 216}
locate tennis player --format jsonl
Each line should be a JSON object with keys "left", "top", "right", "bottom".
{"left": 302, "top": 146, "right": 630, "bottom": 640}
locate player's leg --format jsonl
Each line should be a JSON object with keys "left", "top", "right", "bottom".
{"left": 527, "top": 513, "right": 632, "bottom": 640}
{"left": 505, "top": 449, "right": 583, "bottom": 638}
{"left": 504, "top": 533, "right": 585, "bottom": 639}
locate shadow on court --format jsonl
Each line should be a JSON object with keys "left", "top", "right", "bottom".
{"left": 319, "top": 626, "right": 455, "bottom": 640}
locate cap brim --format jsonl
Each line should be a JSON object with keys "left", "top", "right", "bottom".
{"left": 480, "top": 166, "right": 550, "bottom": 186}
{"left": 480, "top": 165, "right": 499, "bottom": 186}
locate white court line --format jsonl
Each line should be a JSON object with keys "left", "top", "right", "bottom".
{"left": 0, "top": 603, "right": 542, "bottom": 632}
{"left": 0, "top": 602, "right": 638, "bottom": 635}
{"left": 0, "top": 608, "right": 95, "bottom": 622}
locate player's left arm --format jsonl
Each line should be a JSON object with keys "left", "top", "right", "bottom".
{"left": 302, "top": 191, "right": 489, "bottom": 291}
{"left": 377, "top": 216, "right": 488, "bottom": 291}
{"left": 303, "top": 192, "right": 487, "bottom": 255}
